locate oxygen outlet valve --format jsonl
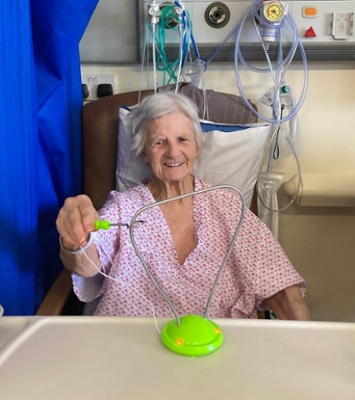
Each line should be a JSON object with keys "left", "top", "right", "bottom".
{"left": 257, "top": 1, "right": 288, "bottom": 48}
{"left": 263, "top": 1, "right": 287, "bottom": 23}
{"left": 148, "top": 1, "right": 160, "bottom": 25}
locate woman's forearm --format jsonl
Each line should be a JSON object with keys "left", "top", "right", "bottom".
{"left": 60, "top": 240, "right": 102, "bottom": 278}
{"left": 265, "top": 284, "right": 311, "bottom": 321}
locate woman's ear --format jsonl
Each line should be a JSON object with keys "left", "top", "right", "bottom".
{"left": 195, "top": 142, "right": 201, "bottom": 156}
{"left": 141, "top": 151, "right": 149, "bottom": 164}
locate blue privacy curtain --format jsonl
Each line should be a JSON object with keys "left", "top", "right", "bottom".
{"left": 0, "top": 0, "right": 98, "bottom": 315}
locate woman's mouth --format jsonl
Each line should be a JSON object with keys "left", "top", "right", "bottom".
{"left": 165, "top": 162, "right": 183, "bottom": 167}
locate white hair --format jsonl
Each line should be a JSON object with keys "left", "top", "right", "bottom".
{"left": 125, "top": 92, "right": 204, "bottom": 156}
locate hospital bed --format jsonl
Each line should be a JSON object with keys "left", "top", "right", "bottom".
{"left": 36, "top": 84, "right": 259, "bottom": 315}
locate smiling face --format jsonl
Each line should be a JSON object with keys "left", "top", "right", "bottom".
{"left": 142, "top": 111, "right": 200, "bottom": 186}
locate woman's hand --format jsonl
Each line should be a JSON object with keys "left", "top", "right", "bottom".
{"left": 56, "top": 195, "right": 98, "bottom": 251}
{"left": 265, "top": 285, "right": 311, "bottom": 320}
{"left": 56, "top": 195, "right": 103, "bottom": 277}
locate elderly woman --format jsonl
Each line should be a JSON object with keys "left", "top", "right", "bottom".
{"left": 57, "top": 92, "right": 310, "bottom": 320}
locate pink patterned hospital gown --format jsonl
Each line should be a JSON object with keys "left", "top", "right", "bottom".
{"left": 73, "top": 177, "right": 305, "bottom": 318}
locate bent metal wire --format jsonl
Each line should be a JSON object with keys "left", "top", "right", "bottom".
{"left": 129, "top": 184, "right": 246, "bottom": 326}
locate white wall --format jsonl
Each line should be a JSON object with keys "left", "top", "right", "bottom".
{"left": 81, "top": 61, "right": 355, "bottom": 322}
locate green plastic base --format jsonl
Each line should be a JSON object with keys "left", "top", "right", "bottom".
{"left": 161, "top": 314, "right": 224, "bottom": 357}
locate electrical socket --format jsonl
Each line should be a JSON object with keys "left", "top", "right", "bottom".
{"left": 81, "top": 74, "right": 117, "bottom": 101}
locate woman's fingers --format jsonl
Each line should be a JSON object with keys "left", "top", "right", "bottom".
{"left": 56, "top": 195, "right": 98, "bottom": 248}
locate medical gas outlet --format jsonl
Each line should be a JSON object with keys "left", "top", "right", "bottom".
{"left": 263, "top": 1, "right": 288, "bottom": 23}
{"left": 205, "top": 2, "right": 231, "bottom": 28}
{"left": 256, "top": 1, "right": 288, "bottom": 47}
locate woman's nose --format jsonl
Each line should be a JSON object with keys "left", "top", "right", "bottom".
{"left": 166, "top": 142, "right": 179, "bottom": 156}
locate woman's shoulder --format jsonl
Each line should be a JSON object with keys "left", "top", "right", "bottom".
{"left": 194, "top": 176, "right": 212, "bottom": 190}
{"left": 194, "top": 175, "right": 264, "bottom": 225}
{"left": 194, "top": 176, "right": 244, "bottom": 202}
{"left": 102, "top": 184, "right": 151, "bottom": 208}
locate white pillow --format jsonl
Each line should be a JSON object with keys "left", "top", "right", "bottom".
{"left": 116, "top": 107, "right": 269, "bottom": 208}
